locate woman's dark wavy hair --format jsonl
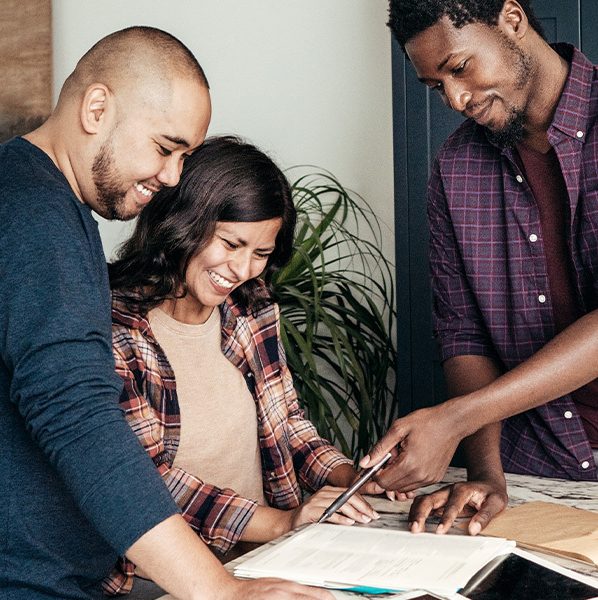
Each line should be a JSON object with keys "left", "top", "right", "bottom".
{"left": 388, "top": 0, "right": 545, "bottom": 50}
{"left": 108, "top": 135, "right": 296, "bottom": 314}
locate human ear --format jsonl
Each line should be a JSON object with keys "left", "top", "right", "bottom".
{"left": 499, "top": 0, "right": 529, "bottom": 40}
{"left": 80, "top": 84, "right": 111, "bottom": 134}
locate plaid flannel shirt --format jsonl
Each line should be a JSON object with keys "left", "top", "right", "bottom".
{"left": 103, "top": 292, "right": 350, "bottom": 595}
{"left": 429, "top": 44, "right": 598, "bottom": 480}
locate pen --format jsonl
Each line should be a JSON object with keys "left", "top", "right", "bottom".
{"left": 317, "top": 452, "right": 393, "bottom": 524}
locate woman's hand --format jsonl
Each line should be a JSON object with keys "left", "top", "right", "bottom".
{"left": 289, "top": 486, "right": 380, "bottom": 529}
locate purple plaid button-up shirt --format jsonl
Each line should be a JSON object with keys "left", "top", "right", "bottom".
{"left": 429, "top": 44, "right": 598, "bottom": 480}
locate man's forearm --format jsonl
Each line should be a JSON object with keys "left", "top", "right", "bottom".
{"left": 364, "top": 310, "right": 598, "bottom": 489}
{"left": 460, "top": 423, "right": 506, "bottom": 483}
{"left": 447, "top": 309, "right": 598, "bottom": 438}
{"left": 443, "top": 355, "right": 505, "bottom": 482}
{"left": 126, "top": 514, "right": 236, "bottom": 600}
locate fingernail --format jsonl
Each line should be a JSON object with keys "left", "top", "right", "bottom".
{"left": 373, "top": 511, "right": 380, "bottom": 519}
{"left": 436, "top": 524, "right": 446, "bottom": 534}
{"left": 470, "top": 522, "right": 482, "bottom": 536}
{"left": 362, "top": 515, "right": 372, "bottom": 523}
{"left": 361, "top": 456, "right": 371, "bottom": 467}
{"left": 410, "top": 521, "right": 419, "bottom": 533}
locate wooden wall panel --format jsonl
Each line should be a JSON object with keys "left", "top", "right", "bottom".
{"left": 0, "top": 0, "right": 52, "bottom": 142}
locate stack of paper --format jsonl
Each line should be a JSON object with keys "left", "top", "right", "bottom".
{"left": 234, "top": 524, "right": 515, "bottom": 595}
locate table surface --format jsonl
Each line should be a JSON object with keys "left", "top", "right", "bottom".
{"left": 366, "top": 468, "right": 598, "bottom": 577}
{"left": 158, "top": 467, "right": 598, "bottom": 599}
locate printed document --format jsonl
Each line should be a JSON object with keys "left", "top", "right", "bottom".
{"left": 234, "top": 524, "right": 515, "bottom": 594}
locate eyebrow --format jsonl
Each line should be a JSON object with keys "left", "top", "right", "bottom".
{"left": 436, "top": 55, "right": 452, "bottom": 72}
{"left": 162, "top": 134, "right": 191, "bottom": 147}
{"left": 437, "top": 52, "right": 457, "bottom": 72}
{"left": 221, "top": 234, "right": 276, "bottom": 252}
{"left": 241, "top": 238, "right": 276, "bottom": 251}
{"left": 417, "top": 53, "right": 456, "bottom": 84}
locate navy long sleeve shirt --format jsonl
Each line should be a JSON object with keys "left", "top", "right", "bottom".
{"left": 0, "top": 137, "right": 178, "bottom": 599}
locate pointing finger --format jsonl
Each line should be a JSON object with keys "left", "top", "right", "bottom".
{"left": 360, "top": 426, "right": 403, "bottom": 468}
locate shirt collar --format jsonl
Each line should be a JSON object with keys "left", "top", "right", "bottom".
{"left": 221, "top": 295, "right": 242, "bottom": 334}
{"left": 111, "top": 291, "right": 153, "bottom": 336}
{"left": 111, "top": 290, "right": 243, "bottom": 336}
{"left": 482, "top": 44, "right": 594, "bottom": 151}
{"left": 548, "top": 43, "right": 594, "bottom": 144}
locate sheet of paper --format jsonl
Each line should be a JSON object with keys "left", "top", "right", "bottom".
{"left": 482, "top": 501, "right": 598, "bottom": 566}
{"left": 235, "top": 524, "right": 514, "bottom": 594}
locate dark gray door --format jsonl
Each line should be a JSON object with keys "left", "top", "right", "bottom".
{"left": 392, "top": 2, "right": 598, "bottom": 420}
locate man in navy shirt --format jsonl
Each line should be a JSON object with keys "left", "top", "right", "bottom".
{"left": 363, "top": 0, "right": 598, "bottom": 535}
{"left": 0, "top": 25, "right": 331, "bottom": 600}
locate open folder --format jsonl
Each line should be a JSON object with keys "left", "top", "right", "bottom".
{"left": 481, "top": 501, "right": 598, "bottom": 565}
{"left": 234, "top": 524, "right": 515, "bottom": 595}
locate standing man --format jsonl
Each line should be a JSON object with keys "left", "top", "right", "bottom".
{"left": 0, "top": 26, "right": 331, "bottom": 600}
{"left": 363, "top": 0, "right": 598, "bottom": 534}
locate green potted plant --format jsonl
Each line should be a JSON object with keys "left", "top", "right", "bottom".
{"left": 272, "top": 168, "right": 398, "bottom": 461}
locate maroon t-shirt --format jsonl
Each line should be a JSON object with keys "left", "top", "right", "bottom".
{"left": 517, "top": 142, "right": 598, "bottom": 447}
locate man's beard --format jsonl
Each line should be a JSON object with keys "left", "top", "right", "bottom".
{"left": 486, "top": 108, "right": 526, "bottom": 148}
{"left": 485, "top": 34, "right": 534, "bottom": 148}
{"left": 91, "top": 142, "right": 132, "bottom": 221}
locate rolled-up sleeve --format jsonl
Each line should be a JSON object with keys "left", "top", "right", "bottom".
{"left": 275, "top": 311, "right": 351, "bottom": 492}
{"left": 428, "top": 159, "right": 496, "bottom": 362}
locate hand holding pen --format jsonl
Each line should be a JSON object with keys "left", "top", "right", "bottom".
{"left": 317, "top": 452, "right": 393, "bottom": 523}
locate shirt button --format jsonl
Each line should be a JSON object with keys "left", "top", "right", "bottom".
{"left": 529, "top": 233, "right": 538, "bottom": 242}
{"left": 538, "top": 294, "right": 546, "bottom": 303}
{"left": 516, "top": 175, "right": 524, "bottom": 183}
{"left": 576, "top": 130, "right": 584, "bottom": 139}
{"left": 564, "top": 411, "right": 573, "bottom": 419}
{"left": 581, "top": 461, "right": 590, "bottom": 469}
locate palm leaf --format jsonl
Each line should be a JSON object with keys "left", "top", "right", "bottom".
{"left": 272, "top": 168, "right": 398, "bottom": 461}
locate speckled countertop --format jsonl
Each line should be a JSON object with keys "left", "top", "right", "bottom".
{"left": 158, "top": 467, "right": 598, "bottom": 600}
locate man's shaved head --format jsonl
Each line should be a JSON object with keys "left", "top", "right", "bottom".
{"left": 32, "top": 26, "right": 212, "bottom": 221}
{"left": 57, "top": 26, "right": 209, "bottom": 107}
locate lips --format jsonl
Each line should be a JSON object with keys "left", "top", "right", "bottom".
{"left": 467, "top": 99, "right": 494, "bottom": 125}
{"left": 133, "top": 182, "right": 160, "bottom": 204}
{"left": 208, "top": 270, "right": 234, "bottom": 291}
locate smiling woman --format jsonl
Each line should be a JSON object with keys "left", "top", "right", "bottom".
{"left": 161, "top": 218, "right": 283, "bottom": 325}
{"left": 104, "top": 136, "right": 381, "bottom": 596}
{"left": 108, "top": 136, "right": 297, "bottom": 312}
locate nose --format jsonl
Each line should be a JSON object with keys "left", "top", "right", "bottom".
{"left": 229, "top": 252, "right": 253, "bottom": 282}
{"left": 156, "top": 155, "right": 183, "bottom": 188}
{"left": 443, "top": 81, "right": 472, "bottom": 113}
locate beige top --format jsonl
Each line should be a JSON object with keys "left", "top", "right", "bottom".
{"left": 148, "top": 307, "right": 266, "bottom": 505}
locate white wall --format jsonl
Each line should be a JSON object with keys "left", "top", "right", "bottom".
{"left": 52, "top": 0, "right": 394, "bottom": 261}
